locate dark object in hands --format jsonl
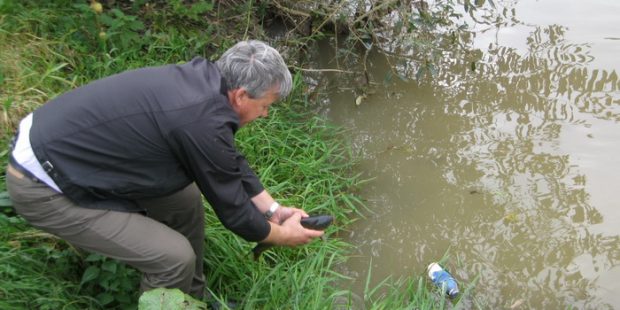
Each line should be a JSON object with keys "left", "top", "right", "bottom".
{"left": 300, "top": 214, "right": 334, "bottom": 230}
{"left": 251, "top": 215, "right": 334, "bottom": 261}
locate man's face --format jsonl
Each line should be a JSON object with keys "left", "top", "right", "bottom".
{"left": 230, "top": 86, "right": 280, "bottom": 126}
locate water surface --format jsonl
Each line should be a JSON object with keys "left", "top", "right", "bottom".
{"left": 315, "top": 0, "right": 620, "bottom": 308}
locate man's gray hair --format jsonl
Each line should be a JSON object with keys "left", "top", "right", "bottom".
{"left": 216, "top": 40, "right": 293, "bottom": 99}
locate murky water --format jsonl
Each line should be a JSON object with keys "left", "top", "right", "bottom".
{"left": 314, "top": 0, "right": 620, "bottom": 308}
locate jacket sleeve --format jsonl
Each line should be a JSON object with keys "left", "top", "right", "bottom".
{"left": 238, "top": 155, "right": 264, "bottom": 197}
{"left": 168, "top": 118, "right": 269, "bottom": 242}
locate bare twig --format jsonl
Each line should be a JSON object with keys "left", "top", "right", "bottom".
{"left": 272, "top": 0, "right": 311, "bottom": 18}
{"left": 306, "top": 1, "right": 347, "bottom": 40}
{"left": 289, "top": 65, "right": 357, "bottom": 74}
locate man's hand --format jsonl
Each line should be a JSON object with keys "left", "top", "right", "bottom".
{"left": 279, "top": 213, "right": 324, "bottom": 246}
{"left": 262, "top": 213, "right": 324, "bottom": 247}
{"left": 269, "top": 205, "right": 307, "bottom": 224}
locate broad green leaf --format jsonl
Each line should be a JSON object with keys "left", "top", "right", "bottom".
{"left": 100, "top": 278, "right": 110, "bottom": 290}
{"left": 97, "top": 292, "right": 115, "bottom": 305}
{"left": 110, "top": 8, "right": 124, "bottom": 18}
{"left": 109, "top": 279, "right": 120, "bottom": 291}
{"left": 138, "top": 288, "right": 184, "bottom": 309}
{"left": 100, "top": 14, "right": 115, "bottom": 26}
{"left": 80, "top": 266, "right": 100, "bottom": 286}
{"left": 102, "top": 260, "right": 118, "bottom": 274}
{"left": 138, "top": 288, "right": 207, "bottom": 310}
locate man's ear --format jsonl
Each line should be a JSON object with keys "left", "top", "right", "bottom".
{"left": 228, "top": 88, "right": 249, "bottom": 107}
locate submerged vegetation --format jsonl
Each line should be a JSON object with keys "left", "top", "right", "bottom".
{"left": 0, "top": 0, "right": 481, "bottom": 308}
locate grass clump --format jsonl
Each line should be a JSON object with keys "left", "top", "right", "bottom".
{"left": 0, "top": 30, "right": 77, "bottom": 133}
{"left": 0, "top": 215, "right": 99, "bottom": 309}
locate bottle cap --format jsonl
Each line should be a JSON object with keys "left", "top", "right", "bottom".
{"left": 427, "top": 262, "right": 442, "bottom": 279}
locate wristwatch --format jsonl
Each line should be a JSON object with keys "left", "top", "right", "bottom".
{"left": 264, "top": 201, "right": 280, "bottom": 220}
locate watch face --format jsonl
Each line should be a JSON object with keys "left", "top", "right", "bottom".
{"left": 264, "top": 211, "right": 273, "bottom": 219}
{"left": 265, "top": 202, "right": 279, "bottom": 220}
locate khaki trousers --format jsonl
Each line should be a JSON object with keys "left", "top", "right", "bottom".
{"left": 6, "top": 164, "right": 206, "bottom": 299}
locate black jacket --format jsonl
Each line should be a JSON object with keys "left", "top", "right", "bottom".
{"left": 29, "top": 57, "right": 270, "bottom": 242}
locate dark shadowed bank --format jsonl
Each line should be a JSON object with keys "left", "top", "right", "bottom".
{"left": 0, "top": 1, "right": 479, "bottom": 309}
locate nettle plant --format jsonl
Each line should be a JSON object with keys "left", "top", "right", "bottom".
{"left": 80, "top": 253, "right": 140, "bottom": 309}
{"left": 74, "top": 1, "right": 146, "bottom": 51}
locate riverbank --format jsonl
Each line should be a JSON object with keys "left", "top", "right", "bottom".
{"left": 0, "top": 1, "right": 470, "bottom": 309}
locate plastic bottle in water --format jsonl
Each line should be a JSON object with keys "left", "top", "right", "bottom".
{"left": 427, "top": 262, "right": 459, "bottom": 298}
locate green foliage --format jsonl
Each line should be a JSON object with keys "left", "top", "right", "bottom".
{"left": 0, "top": 220, "right": 99, "bottom": 309}
{"left": 79, "top": 253, "right": 140, "bottom": 309}
{"left": 96, "top": 7, "right": 145, "bottom": 50}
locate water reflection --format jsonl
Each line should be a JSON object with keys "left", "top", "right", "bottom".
{"left": 316, "top": 1, "right": 620, "bottom": 309}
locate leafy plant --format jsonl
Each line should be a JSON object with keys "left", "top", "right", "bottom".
{"left": 99, "top": 8, "right": 146, "bottom": 50}
{"left": 73, "top": 2, "right": 146, "bottom": 51}
{"left": 79, "top": 253, "right": 140, "bottom": 309}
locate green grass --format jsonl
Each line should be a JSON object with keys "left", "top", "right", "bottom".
{"left": 0, "top": 216, "right": 100, "bottom": 309}
{"left": 0, "top": 1, "right": 473, "bottom": 309}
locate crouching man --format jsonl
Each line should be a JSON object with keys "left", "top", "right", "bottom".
{"left": 6, "top": 40, "right": 323, "bottom": 300}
